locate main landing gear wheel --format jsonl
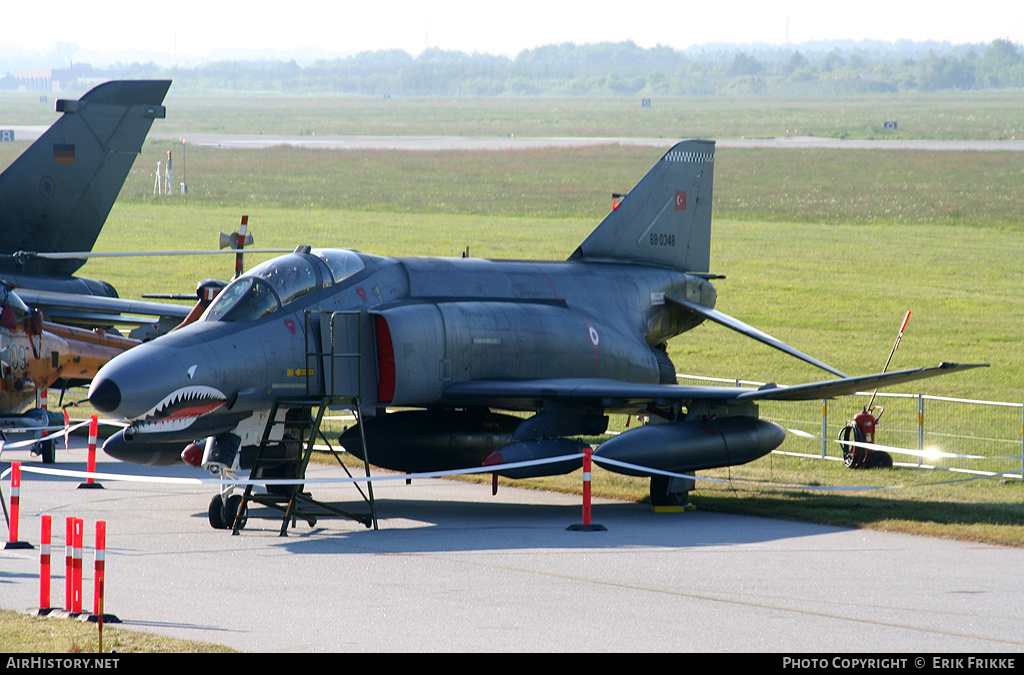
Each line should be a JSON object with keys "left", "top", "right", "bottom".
{"left": 649, "top": 475, "right": 687, "bottom": 507}
{"left": 31, "top": 438, "right": 56, "bottom": 464}
{"left": 208, "top": 495, "right": 227, "bottom": 529}
{"left": 208, "top": 494, "right": 248, "bottom": 529}
{"left": 225, "top": 494, "right": 248, "bottom": 529}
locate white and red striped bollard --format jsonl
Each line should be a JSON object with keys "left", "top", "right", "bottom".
{"left": 39, "top": 514, "right": 51, "bottom": 613}
{"left": 78, "top": 415, "right": 103, "bottom": 489}
{"left": 72, "top": 517, "right": 83, "bottom": 614}
{"left": 582, "top": 447, "right": 593, "bottom": 524}
{"left": 90, "top": 520, "right": 118, "bottom": 624}
{"left": 93, "top": 521, "right": 106, "bottom": 616}
{"left": 64, "top": 517, "right": 73, "bottom": 611}
{"left": 5, "top": 462, "right": 32, "bottom": 549}
{"left": 567, "top": 447, "right": 606, "bottom": 531}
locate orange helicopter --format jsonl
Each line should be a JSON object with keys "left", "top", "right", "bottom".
{"left": 0, "top": 280, "right": 138, "bottom": 462}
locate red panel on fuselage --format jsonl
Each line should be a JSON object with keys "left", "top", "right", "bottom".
{"left": 375, "top": 315, "right": 395, "bottom": 403}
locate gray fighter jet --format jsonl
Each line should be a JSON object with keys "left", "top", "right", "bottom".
{"left": 88, "top": 140, "right": 982, "bottom": 516}
{"left": 0, "top": 80, "right": 189, "bottom": 331}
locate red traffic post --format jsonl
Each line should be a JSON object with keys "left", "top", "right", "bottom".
{"left": 567, "top": 447, "right": 606, "bottom": 532}
{"left": 72, "top": 517, "right": 83, "bottom": 615}
{"left": 37, "top": 514, "right": 52, "bottom": 615}
{"left": 64, "top": 517, "right": 73, "bottom": 612}
{"left": 5, "top": 462, "right": 33, "bottom": 549}
{"left": 85, "top": 519, "right": 119, "bottom": 624}
{"left": 78, "top": 415, "right": 104, "bottom": 489}
{"left": 93, "top": 520, "right": 105, "bottom": 616}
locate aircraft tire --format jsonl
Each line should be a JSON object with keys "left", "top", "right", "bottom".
{"left": 225, "top": 495, "right": 247, "bottom": 530}
{"left": 38, "top": 439, "right": 56, "bottom": 464}
{"left": 649, "top": 475, "right": 686, "bottom": 506}
{"left": 208, "top": 495, "right": 228, "bottom": 529}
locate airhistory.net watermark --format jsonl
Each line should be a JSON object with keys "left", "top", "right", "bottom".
{"left": 5, "top": 657, "right": 119, "bottom": 670}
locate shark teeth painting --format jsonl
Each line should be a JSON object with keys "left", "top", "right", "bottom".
{"left": 130, "top": 385, "right": 228, "bottom": 434}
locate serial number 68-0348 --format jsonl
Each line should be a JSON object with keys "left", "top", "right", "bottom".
{"left": 650, "top": 233, "right": 676, "bottom": 246}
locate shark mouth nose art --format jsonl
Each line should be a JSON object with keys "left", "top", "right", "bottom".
{"left": 131, "top": 385, "right": 228, "bottom": 433}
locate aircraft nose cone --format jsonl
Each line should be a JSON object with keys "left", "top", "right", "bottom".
{"left": 87, "top": 339, "right": 189, "bottom": 419}
{"left": 89, "top": 377, "right": 122, "bottom": 414}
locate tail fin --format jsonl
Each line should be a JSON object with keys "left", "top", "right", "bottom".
{"left": 570, "top": 139, "right": 715, "bottom": 273}
{"left": 0, "top": 80, "right": 170, "bottom": 276}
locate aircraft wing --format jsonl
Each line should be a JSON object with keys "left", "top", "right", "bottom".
{"left": 17, "top": 288, "right": 191, "bottom": 329}
{"left": 443, "top": 363, "right": 987, "bottom": 409}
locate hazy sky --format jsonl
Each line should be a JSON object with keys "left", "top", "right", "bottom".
{"left": 7, "top": 0, "right": 1023, "bottom": 61}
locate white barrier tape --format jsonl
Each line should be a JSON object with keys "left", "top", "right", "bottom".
{"left": 776, "top": 449, "right": 1023, "bottom": 482}
{"left": 5, "top": 449, "right": 1014, "bottom": 495}
{"left": 836, "top": 438, "right": 987, "bottom": 460}
{"left": 0, "top": 419, "right": 135, "bottom": 455}
{"left": 0, "top": 418, "right": 126, "bottom": 434}
{"left": 592, "top": 456, "right": 904, "bottom": 492}
{"left": 0, "top": 420, "right": 91, "bottom": 453}
{"left": 11, "top": 453, "right": 587, "bottom": 487}
{"left": 786, "top": 427, "right": 1014, "bottom": 460}
{"left": 896, "top": 469, "right": 1023, "bottom": 487}
{"left": 1, "top": 439, "right": 32, "bottom": 452}
{"left": 5, "top": 465, "right": 203, "bottom": 485}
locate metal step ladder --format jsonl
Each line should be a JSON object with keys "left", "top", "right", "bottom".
{"left": 231, "top": 310, "right": 378, "bottom": 535}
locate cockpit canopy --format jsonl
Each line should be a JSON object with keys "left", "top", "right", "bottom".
{"left": 202, "top": 249, "right": 364, "bottom": 322}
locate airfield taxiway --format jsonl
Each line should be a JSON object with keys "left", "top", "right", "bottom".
{"left": 9, "top": 126, "right": 1024, "bottom": 152}
{"left": 2, "top": 444, "right": 1023, "bottom": 653}
{"left": 154, "top": 133, "right": 1024, "bottom": 152}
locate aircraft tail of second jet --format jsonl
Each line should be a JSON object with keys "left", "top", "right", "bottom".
{"left": 0, "top": 80, "right": 170, "bottom": 277}
{"left": 570, "top": 139, "right": 715, "bottom": 273}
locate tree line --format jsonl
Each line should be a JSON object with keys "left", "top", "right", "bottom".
{"left": 9, "top": 39, "right": 1024, "bottom": 96}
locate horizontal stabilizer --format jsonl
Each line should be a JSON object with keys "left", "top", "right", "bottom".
{"left": 668, "top": 296, "right": 847, "bottom": 378}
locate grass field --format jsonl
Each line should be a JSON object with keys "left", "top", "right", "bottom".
{"left": 0, "top": 609, "right": 235, "bottom": 653}
{"left": 5, "top": 90, "right": 1024, "bottom": 140}
{"left": 0, "top": 93, "right": 1021, "bottom": 553}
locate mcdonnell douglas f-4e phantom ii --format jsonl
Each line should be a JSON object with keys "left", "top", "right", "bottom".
{"left": 87, "top": 140, "right": 983, "bottom": 525}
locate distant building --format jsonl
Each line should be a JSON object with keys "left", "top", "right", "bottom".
{"left": 13, "top": 69, "right": 56, "bottom": 92}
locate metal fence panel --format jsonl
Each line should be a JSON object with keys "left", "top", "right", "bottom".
{"left": 679, "top": 374, "right": 1023, "bottom": 477}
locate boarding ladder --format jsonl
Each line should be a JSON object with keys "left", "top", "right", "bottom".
{"left": 231, "top": 310, "right": 378, "bottom": 535}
